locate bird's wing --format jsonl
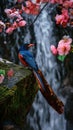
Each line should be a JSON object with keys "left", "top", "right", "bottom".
{"left": 20, "top": 50, "right": 38, "bottom": 71}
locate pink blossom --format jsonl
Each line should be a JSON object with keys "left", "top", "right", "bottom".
{"left": 59, "top": 36, "right": 72, "bottom": 45}
{"left": 55, "top": 9, "right": 69, "bottom": 27}
{"left": 7, "top": 69, "right": 14, "bottom": 79}
{"left": 5, "top": 8, "right": 22, "bottom": 19}
{"left": 22, "top": 1, "right": 40, "bottom": 15}
{"left": 6, "top": 18, "right": 26, "bottom": 34}
{"left": 0, "top": 21, "right": 5, "bottom": 28}
{"left": 22, "top": 5, "right": 30, "bottom": 14}
{"left": 57, "top": 43, "right": 71, "bottom": 55}
{"left": 0, "top": 74, "right": 4, "bottom": 84}
{"left": 12, "top": 21, "right": 18, "bottom": 29}
{"left": 63, "top": 1, "right": 73, "bottom": 8}
{"left": 26, "top": 1, "right": 32, "bottom": 7}
{"left": 0, "top": 21, "right": 6, "bottom": 31}
{"left": 9, "top": 12, "right": 17, "bottom": 18}
{"left": 55, "top": 14, "right": 64, "bottom": 24}
{"left": 17, "top": 19, "right": 26, "bottom": 27}
{"left": 9, "top": 11, "right": 22, "bottom": 19}
{"left": 17, "top": 0, "right": 24, "bottom": 2}
{"left": 50, "top": 0, "right": 63, "bottom": 4}
{"left": 4, "top": 9, "right": 12, "bottom": 16}
{"left": 0, "top": 28, "right": 3, "bottom": 33}
{"left": 0, "top": 21, "right": 6, "bottom": 32}
{"left": 57, "top": 36, "right": 72, "bottom": 55}
{"left": 50, "top": 45, "right": 58, "bottom": 55}
{"left": 6, "top": 27, "right": 14, "bottom": 34}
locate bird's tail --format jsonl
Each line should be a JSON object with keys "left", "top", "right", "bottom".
{"left": 33, "top": 70, "right": 64, "bottom": 114}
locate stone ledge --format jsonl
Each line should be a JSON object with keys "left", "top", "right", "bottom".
{"left": 0, "top": 58, "right": 39, "bottom": 127}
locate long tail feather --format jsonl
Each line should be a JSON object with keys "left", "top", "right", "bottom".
{"left": 33, "top": 70, "right": 64, "bottom": 114}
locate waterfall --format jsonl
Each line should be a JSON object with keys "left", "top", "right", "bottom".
{"left": 26, "top": 4, "right": 66, "bottom": 130}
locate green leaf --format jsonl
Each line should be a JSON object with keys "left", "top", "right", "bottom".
{"left": 71, "top": 45, "right": 73, "bottom": 47}
{"left": 0, "top": 69, "right": 5, "bottom": 75}
{"left": 57, "top": 55, "right": 66, "bottom": 62}
{"left": 71, "top": 46, "right": 73, "bottom": 53}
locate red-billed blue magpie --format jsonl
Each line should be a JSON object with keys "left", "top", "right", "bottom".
{"left": 18, "top": 43, "right": 64, "bottom": 114}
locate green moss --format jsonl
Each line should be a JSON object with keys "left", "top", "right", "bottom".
{"left": 0, "top": 59, "right": 39, "bottom": 127}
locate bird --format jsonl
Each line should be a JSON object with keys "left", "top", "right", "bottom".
{"left": 18, "top": 43, "right": 64, "bottom": 114}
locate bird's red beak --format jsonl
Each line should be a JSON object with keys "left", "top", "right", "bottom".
{"left": 28, "top": 43, "right": 34, "bottom": 48}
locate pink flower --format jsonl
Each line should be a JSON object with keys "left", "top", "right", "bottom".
{"left": 55, "top": 14, "right": 64, "bottom": 24}
{"left": 0, "top": 21, "right": 6, "bottom": 32}
{"left": 12, "top": 21, "right": 18, "bottom": 29}
{"left": 22, "top": 1, "right": 40, "bottom": 15}
{"left": 5, "top": 8, "right": 22, "bottom": 19}
{"left": 7, "top": 69, "right": 14, "bottom": 79}
{"left": 0, "top": 28, "right": 3, "bottom": 33}
{"left": 4, "top": 9, "right": 12, "bottom": 16}
{"left": 59, "top": 36, "right": 72, "bottom": 45}
{"left": 0, "top": 74, "right": 4, "bottom": 84}
{"left": 63, "top": 1, "right": 73, "bottom": 8}
{"left": 9, "top": 11, "right": 22, "bottom": 19}
{"left": 17, "top": 0, "right": 24, "bottom": 2}
{"left": 0, "top": 21, "right": 5, "bottom": 28}
{"left": 22, "top": 5, "right": 30, "bottom": 14}
{"left": 17, "top": 19, "right": 26, "bottom": 27}
{"left": 26, "top": 1, "right": 32, "bottom": 7}
{"left": 57, "top": 36, "right": 72, "bottom": 55}
{"left": 50, "top": 0, "right": 63, "bottom": 4}
{"left": 57, "top": 43, "right": 70, "bottom": 55}
{"left": 55, "top": 9, "right": 69, "bottom": 27}
{"left": 50, "top": 45, "right": 58, "bottom": 55}
{"left": 6, "top": 27, "right": 14, "bottom": 34}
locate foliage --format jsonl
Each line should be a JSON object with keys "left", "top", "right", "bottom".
{"left": 0, "top": 68, "right": 14, "bottom": 84}
{"left": 0, "top": 69, "right": 5, "bottom": 75}
{"left": 0, "top": 69, "right": 5, "bottom": 84}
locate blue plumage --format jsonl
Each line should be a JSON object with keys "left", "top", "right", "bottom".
{"left": 19, "top": 45, "right": 45, "bottom": 91}
{"left": 19, "top": 49, "right": 38, "bottom": 71}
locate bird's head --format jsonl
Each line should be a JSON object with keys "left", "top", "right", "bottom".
{"left": 19, "top": 43, "right": 34, "bottom": 51}
{"left": 26, "top": 43, "right": 34, "bottom": 48}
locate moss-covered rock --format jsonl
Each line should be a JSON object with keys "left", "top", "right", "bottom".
{"left": 0, "top": 58, "right": 39, "bottom": 127}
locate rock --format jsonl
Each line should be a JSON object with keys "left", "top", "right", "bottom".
{"left": 0, "top": 58, "right": 39, "bottom": 128}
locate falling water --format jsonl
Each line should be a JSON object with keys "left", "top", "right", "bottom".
{"left": 26, "top": 4, "right": 66, "bottom": 130}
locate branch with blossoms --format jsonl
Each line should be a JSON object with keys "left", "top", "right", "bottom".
{"left": 0, "top": 0, "right": 73, "bottom": 62}
{"left": 0, "top": 0, "right": 73, "bottom": 34}
{"left": 0, "top": 0, "right": 41, "bottom": 34}
{"left": 49, "top": 0, "right": 73, "bottom": 62}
